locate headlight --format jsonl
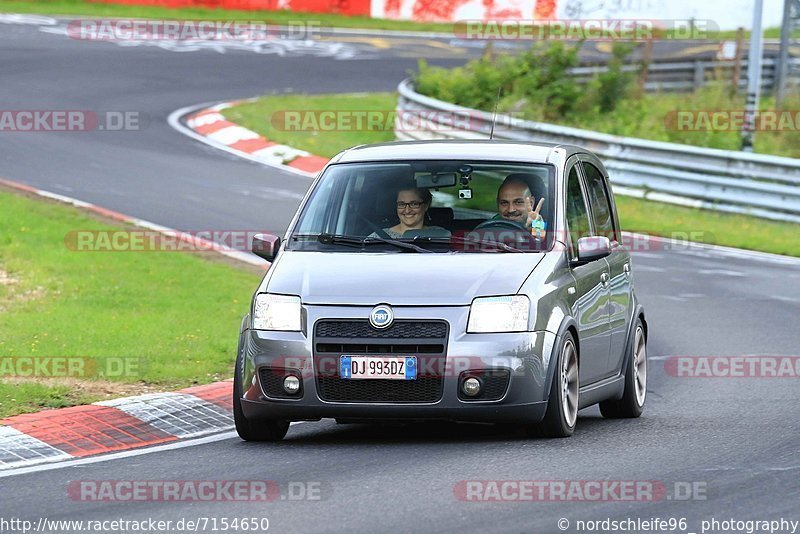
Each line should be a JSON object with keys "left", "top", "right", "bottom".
{"left": 252, "top": 294, "right": 302, "bottom": 332}
{"left": 467, "top": 295, "right": 530, "bottom": 333}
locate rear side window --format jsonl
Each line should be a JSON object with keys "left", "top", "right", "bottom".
{"left": 582, "top": 162, "right": 616, "bottom": 242}
{"left": 565, "top": 165, "right": 591, "bottom": 258}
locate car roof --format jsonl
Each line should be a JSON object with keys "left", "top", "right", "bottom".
{"left": 329, "top": 140, "right": 589, "bottom": 166}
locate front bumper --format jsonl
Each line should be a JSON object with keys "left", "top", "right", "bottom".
{"left": 239, "top": 305, "right": 558, "bottom": 424}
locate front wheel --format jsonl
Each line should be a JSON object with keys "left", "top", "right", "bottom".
{"left": 527, "top": 332, "right": 579, "bottom": 438}
{"left": 600, "top": 319, "right": 647, "bottom": 418}
{"left": 233, "top": 347, "right": 290, "bottom": 442}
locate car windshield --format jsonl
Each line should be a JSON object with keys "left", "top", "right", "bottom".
{"left": 288, "top": 160, "right": 556, "bottom": 253}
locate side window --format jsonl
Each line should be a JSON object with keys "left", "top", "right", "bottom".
{"left": 296, "top": 176, "right": 336, "bottom": 235}
{"left": 565, "top": 165, "right": 591, "bottom": 258}
{"left": 582, "top": 163, "right": 616, "bottom": 241}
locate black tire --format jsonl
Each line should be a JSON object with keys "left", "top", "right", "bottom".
{"left": 233, "top": 345, "right": 290, "bottom": 442}
{"left": 526, "top": 331, "right": 579, "bottom": 438}
{"left": 600, "top": 318, "right": 647, "bottom": 419}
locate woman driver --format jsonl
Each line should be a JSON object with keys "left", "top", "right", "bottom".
{"left": 372, "top": 187, "right": 433, "bottom": 238}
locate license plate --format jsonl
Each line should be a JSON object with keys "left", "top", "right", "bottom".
{"left": 340, "top": 356, "right": 417, "bottom": 380}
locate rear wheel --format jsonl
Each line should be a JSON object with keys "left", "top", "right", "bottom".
{"left": 600, "top": 319, "right": 647, "bottom": 418}
{"left": 233, "top": 347, "right": 290, "bottom": 442}
{"left": 527, "top": 332, "right": 579, "bottom": 438}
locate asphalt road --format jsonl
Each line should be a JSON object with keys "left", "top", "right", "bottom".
{"left": 1, "top": 15, "right": 799, "bottom": 534}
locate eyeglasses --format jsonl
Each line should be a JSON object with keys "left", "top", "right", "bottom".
{"left": 396, "top": 201, "right": 424, "bottom": 210}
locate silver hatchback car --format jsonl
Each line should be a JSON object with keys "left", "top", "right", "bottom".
{"left": 234, "top": 140, "right": 648, "bottom": 441}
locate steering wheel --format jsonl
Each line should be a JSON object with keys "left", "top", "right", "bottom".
{"left": 473, "top": 219, "right": 528, "bottom": 231}
{"left": 355, "top": 213, "right": 392, "bottom": 239}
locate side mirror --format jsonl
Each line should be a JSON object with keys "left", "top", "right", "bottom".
{"left": 576, "top": 236, "right": 611, "bottom": 263}
{"left": 252, "top": 233, "right": 280, "bottom": 262}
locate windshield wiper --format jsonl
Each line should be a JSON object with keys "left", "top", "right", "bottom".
{"left": 313, "top": 233, "right": 431, "bottom": 253}
{"left": 362, "top": 234, "right": 433, "bottom": 253}
{"left": 316, "top": 233, "right": 364, "bottom": 247}
{"left": 412, "top": 235, "right": 525, "bottom": 253}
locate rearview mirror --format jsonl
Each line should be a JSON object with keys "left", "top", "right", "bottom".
{"left": 416, "top": 172, "right": 457, "bottom": 189}
{"left": 252, "top": 233, "right": 281, "bottom": 262}
{"left": 576, "top": 236, "right": 611, "bottom": 263}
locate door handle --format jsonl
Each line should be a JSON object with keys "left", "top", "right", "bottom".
{"left": 600, "top": 272, "right": 609, "bottom": 286}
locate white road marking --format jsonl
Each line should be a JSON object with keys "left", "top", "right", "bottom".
{"left": 0, "top": 427, "right": 72, "bottom": 471}
{"left": 0, "top": 422, "right": 306, "bottom": 479}
{"left": 97, "top": 392, "right": 232, "bottom": 439}
{"left": 35, "top": 190, "right": 93, "bottom": 208}
{"left": 38, "top": 24, "right": 360, "bottom": 59}
{"left": 186, "top": 112, "right": 225, "bottom": 128}
{"left": 0, "top": 14, "right": 57, "bottom": 25}
{"left": 206, "top": 125, "right": 261, "bottom": 145}
{"left": 622, "top": 232, "right": 800, "bottom": 266}
{"left": 697, "top": 269, "right": 747, "bottom": 277}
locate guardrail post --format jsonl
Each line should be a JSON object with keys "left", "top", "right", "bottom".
{"left": 742, "top": 0, "right": 765, "bottom": 152}
{"left": 638, "top": 40, "right": 654, "bottom": 92}
{"left": 733, "top": 27, "right": 745, "bottom": 93}
{"left": 776, "top": 0, "right": 793, "bottom": 107}
{"left": 693, "top": 61, "right": 706, "bottom": 90}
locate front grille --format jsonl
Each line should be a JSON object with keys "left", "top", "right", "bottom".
{"left": 259, "top": 367, "right": 303, "bottom": 399}
{"left": 315, "top": 320, "right": 447, "bottom": 339}
{"left": 458, "top": 370, "right": 511, "bottom": 401}
{"left": 317, "top": 375, "right": 442, "bottom": 403}
{"left": 314, "top": 319, "right": 448, "bottom": 403}
{"left": 316, "top": 343, "right": 444, "bottom": 354}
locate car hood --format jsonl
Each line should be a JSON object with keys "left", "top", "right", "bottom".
{"left": 265, "top": 251, "right": 544, "bottom": 306}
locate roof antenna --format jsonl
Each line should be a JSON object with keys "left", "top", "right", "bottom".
{"left": 489, "top": 86, "right": 502, "bottom": 140}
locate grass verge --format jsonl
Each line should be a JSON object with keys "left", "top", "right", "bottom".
{"left": 0, "top": 187, "right": 259, "bottom": 417}
{"left": 224, "top": 92, "right": 396, "bottom": 158}
{"left": 222, "top": 92, "right": 799, "bottom": 257}
{"left": 0, "top": 0, "right": 455, "bottom": 32}
{"left": 415, "top": 44, "right": 800, "bottom": 159}
{"left": 1, "top": 0, "right": 791, "bottom": 38}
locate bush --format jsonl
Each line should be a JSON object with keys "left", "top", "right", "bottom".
{"left": 412, "top": 42, "right": 799, "bottom": 158}
{"left": 414, "top": 41, "right": 633, "bottom": 122}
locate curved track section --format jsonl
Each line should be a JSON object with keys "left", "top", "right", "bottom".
{"left": 0, "top": 17, "right": 798, "bottom": 534}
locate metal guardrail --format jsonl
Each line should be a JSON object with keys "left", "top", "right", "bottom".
{"left": 571, "top": 57, "right": 800, "bottom": 92}
{"left": 396, "top": 79, "right": 800, "bottom": 224}
{"left": 452, "top": 39, "right": 800, "bottom": 93}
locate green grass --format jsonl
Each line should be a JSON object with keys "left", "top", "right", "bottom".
{"left": 0, "top": 189, "right": 260, "bottom": 417}
{"left": 574, "top": 86, "right": 800, "bottom": 159}
{"left": 615, "top": 196, "right": 800, "bottom": 257}
{"left": 415, "top": 47, "right": 800, "bottom": 159}
{"left": 0, "top": 0, "right": 790, "bottom": 38}
{"left": 224, "top": 92, "right": 396, "bottom": 158}
{"left": 221, "top": 92, "right": 799, "bottom": 257}
{"left": 0, "top": 0, "right": 455, "bottom": 32}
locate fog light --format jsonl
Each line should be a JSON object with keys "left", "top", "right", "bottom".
{"left": 283, "top": 375, "right": 301, "bottom": 395}
{"left": 462, "top": 377, "right": 481, "bottom": 397}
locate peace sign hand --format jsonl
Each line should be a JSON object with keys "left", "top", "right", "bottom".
{"left": 526, "top": 197, "right": 546, "bottom": 239}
